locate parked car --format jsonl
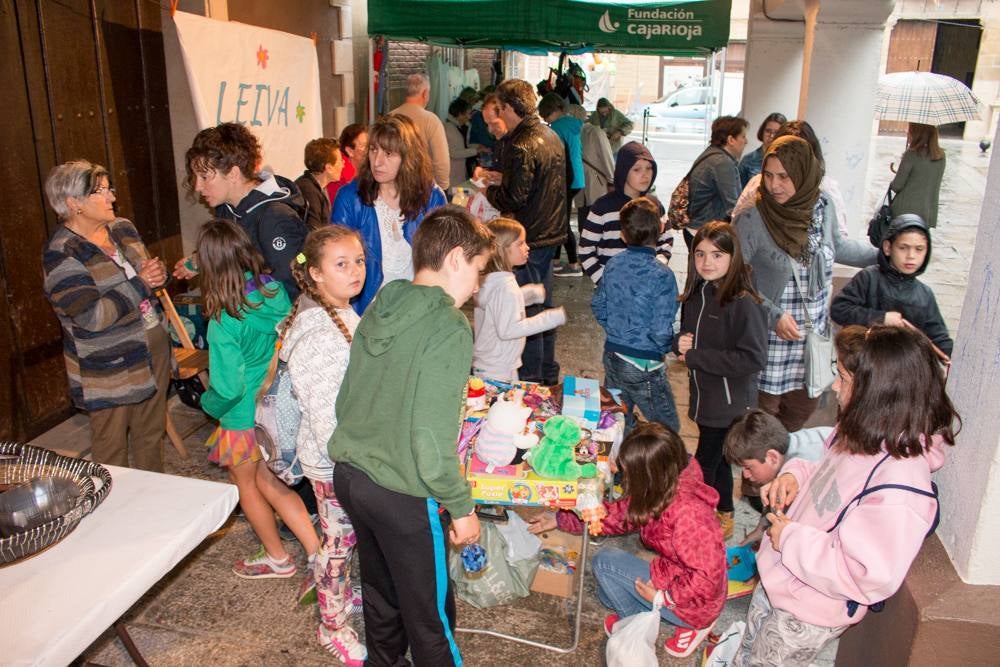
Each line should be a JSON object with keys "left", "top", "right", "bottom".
{"left": 642, "top": 87, "right": 713, "bottom": 132}
{"left": 641, "top": 82, "right": 742, "bottom": 134}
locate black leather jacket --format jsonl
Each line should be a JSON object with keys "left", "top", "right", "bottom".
{"left": 485, "top": 115, "right": 567, "bottom": 248}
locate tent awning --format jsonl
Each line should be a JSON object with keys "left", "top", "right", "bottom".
{"left": 368, "top": 0, "right": 732, "bottom": 55}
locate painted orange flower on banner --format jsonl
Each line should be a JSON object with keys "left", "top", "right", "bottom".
{"left": 256, "top": 44, "right": 269, "bottom": 69}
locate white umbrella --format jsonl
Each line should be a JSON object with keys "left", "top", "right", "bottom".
{"left": 875, "top": 71, "right": 982, "bottom": 125}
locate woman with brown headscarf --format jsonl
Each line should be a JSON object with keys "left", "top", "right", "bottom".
{"left": 735, "top": 136, "right": 876, "bottom": 431}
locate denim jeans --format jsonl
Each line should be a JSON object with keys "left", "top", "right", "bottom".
{"left": 602, "top": 350, "right": 680, "bottom": 434}
{"left": 514, "top": 245, "right": 559, "bottom": 383}
{"left": 592, "top": 547, "right": 690, "bottom": 627}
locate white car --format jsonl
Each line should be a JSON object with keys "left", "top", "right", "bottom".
{"left": 642, "top": 86, "right": 714, "bottom": 133}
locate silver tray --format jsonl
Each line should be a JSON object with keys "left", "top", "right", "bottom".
{"left": 0, "top": 442, "right": 112, "bottom": 566}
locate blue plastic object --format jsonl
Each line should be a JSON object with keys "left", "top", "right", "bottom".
{"left": 726, "top": 544, "right": 757, "bottom": 582}
{"left": 461, "top": 543, "right": 488, "bottom": 573}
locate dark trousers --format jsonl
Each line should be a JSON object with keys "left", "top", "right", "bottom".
{"left": 334, "top": 463, "right": 461, "bottom": 667}
{"left": 694, "top": 424, "right": 735, "bottom": 513}
{"left": 757, "top": 389, "right": 820, "bottom": 433}
{"left": 514, "top": 245, "right": 559, "bottom": 384}
{"left": 554, "top": 188, "right": 582, "bottom": 264}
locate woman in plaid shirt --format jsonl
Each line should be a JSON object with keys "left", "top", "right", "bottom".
{"left": 733, "top": 136, "right": 875, "bottom": 431}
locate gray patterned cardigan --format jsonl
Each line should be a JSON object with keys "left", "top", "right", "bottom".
{"left": 43, "top": 218, "right": 161, "bottom": 411}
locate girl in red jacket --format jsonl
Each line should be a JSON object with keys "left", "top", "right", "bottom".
{"left": 529, "top": 422, "right": 727, "bottom": 658}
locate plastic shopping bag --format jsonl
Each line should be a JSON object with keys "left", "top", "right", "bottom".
{"left": 448, "top": 521, "right": 540, "bottom": 609}
{"left": 605, "top": 591, "right": 664, "bottom": 667}
{"left": 702, "top": 621, "right": 746, "bottom": 667}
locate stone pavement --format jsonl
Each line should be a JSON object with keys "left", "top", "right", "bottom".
{"left": 39, "top": 136, "right": 984, "bottom": 666}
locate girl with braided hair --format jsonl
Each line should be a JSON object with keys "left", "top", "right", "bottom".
{"left": 279, "top": 224, "right": 367, "bottom": 666}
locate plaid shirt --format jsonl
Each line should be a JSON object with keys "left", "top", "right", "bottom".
{"left": 759, "top": 200, "right": 834, "bottom": 395}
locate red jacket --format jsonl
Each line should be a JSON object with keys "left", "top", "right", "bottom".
{"left": 558, "top": 459, "right": 727, "bottom": 629}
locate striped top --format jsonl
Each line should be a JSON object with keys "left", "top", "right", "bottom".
{"left": 43, "top": 218, "right": 162, "bottom": 411}
{"left": 578, "top": 191, "right": 674, "bottom": 283}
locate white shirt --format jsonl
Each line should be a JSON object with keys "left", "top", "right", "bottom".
{"left": 374, "top": 196, "right": 414, "bottom": 285}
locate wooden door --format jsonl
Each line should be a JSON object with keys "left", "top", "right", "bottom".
{"left": 879, "top": 20, "right": 937, "bottom": 136}
{"left": 0, "top": 0, "right": 180, "bottom": 440}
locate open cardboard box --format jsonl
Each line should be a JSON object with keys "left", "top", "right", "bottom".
{"left": 512, "top": 507, "right": 582, "bottom": 599}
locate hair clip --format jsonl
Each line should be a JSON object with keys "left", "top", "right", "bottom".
{"left": 296, "top": 253, "right": 307, "bottom": 264}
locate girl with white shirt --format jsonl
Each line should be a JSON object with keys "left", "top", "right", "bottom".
{"left": 473, "top": 218, "right": 566, "bottom": 382}
{"left": 280, "top": 225, "right": 367, "bottom": 666}
{"left": 332, "top": 114, "right": 447, "bottom": 314}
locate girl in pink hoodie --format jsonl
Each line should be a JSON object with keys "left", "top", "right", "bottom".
{"left": 529, "top": 422, "right": 727, "bottom": 659}
{"left": 735, "top": 325, "right": 959, "bottom": 666}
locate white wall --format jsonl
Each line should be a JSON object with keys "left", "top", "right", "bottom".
{"left": 741, "top": 1, "right": 804, "bottom": 154}
{"left": 805, "top": 17, "right": 888, "bottom": 239}
{"left": 936, "top": 120, "right": 1000, "bottom": 586}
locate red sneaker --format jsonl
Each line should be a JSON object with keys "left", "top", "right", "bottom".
{"left": 603, "top": 613, "right": 620, "bottom": 637}
{"left": 664, "top": 622, "right": 715, "bottom": 658}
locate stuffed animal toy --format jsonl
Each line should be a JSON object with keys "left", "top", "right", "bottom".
{"left": 525, "top": 416, "right": 597, "bottom": 481}
{"left": 475, "top": 394, "right": 539, "bottom": 468}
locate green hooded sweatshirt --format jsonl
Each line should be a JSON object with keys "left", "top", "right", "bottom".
{"left": 202, "top": 275, "right": 291, "bottom": 430}
{"left": 329, "top": 280, "right": 474, "bottom": 517}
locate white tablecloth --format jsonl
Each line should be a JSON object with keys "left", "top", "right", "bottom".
{"left": 0, "top": 465, "right": 238, "bottom": 666}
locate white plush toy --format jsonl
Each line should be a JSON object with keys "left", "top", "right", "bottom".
{"left": 475, "top": 393, "right": 539, "bottom": 469}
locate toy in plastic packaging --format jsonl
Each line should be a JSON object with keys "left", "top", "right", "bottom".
{"left": 575, "top": 476, "right": 605, "bottom": 536}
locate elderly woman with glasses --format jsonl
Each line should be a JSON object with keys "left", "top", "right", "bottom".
{"left": 42, "top": 160, "right": 171, "bottom": 471}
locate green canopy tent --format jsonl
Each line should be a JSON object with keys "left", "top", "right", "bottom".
{"left": 368, "top": 0, "right": 732, "bottom": 55}
{"left": 366, "top": 0, "right": 733, "bottom": 120}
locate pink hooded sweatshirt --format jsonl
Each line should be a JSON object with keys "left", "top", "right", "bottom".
{"left": 756, "top": 428, "right": 946, "bottom": 628}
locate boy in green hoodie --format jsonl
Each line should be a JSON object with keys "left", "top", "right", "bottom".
{"left": 330, "top": 205, "right": 492, "bottom": 667}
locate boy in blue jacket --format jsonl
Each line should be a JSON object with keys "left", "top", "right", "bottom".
{"left": 592, "top": 197, "right": 680, "bottom": 433}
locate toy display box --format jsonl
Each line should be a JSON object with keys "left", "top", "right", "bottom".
{"left": 463, "top": 452, "right": 581, "bottom": 508}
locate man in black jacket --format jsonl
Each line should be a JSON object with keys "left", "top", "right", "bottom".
{"left": 485, "top": 79, "right": 567, "bottom": 384}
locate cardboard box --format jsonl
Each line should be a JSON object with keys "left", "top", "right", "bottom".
{"left": 531, "top": 525, "right": 582, "bottom": 598}
{"left": 562, "top": 376, "right": 601, "bottom": 428}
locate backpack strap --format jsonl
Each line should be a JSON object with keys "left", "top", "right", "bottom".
{"left": 827, "top": 452, "right": 940, "bottom": 617}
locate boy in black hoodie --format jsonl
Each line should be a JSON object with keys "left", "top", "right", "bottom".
{"left": 173, "top": 122, "right": 308, "bottom": 299}
{"left": 578, "top": 141, "right": 674, "bottom": 284}
{"left": 831, "top": 213, "right": 953, "bottom": 357}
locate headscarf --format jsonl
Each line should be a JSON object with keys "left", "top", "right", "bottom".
{"left": 755, "top": 135, "right": 822, "bottom": 262}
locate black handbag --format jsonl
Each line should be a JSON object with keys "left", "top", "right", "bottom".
{"left": 866, "top": 187, "right": 894, "bottom": 247}
{"left": 172, "top": 376, "right": 206, "bottom": 410}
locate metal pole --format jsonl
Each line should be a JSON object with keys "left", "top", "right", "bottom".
{"left": 718, "top": 46, "right": 728, "bottom": 117}
{"left": 368, "top": 37, "right": 376, "bottom": 123}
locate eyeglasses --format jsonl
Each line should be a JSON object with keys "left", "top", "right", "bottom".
{"left": 90, "top": 186, "right": 115, "bottom": 197}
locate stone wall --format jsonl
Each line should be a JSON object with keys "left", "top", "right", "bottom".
{"left": 384, "top": 41, "right": 496, "bottom": 110}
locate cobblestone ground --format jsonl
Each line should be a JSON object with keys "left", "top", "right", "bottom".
{"left": 70, "top": 136, "right": 985, "bottom": 666}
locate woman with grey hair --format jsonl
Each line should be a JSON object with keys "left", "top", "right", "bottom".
{"left": 42, "top": 160, "right": 171, "bottom": 471}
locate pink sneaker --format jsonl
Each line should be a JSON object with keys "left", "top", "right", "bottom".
{"left": 318, "top": 625, "right": 367, "bottom": 667}
{"left": 664, "top": 622, "right": 716, "bottom": 658}
{"left": 603, "top": 613, "right": 620, "bottom": 637}
{"left": 232, "top": 546, "right": 296, "bottom": 579}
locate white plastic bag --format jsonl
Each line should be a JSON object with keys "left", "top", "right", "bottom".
{"left": 703, "top": 621, "right": 745, "bottom": 667}
{"left": 605, "top": 591, "right": 664, "bottom": 667}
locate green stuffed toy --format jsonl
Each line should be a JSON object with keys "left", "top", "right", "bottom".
{"left": 525, "top": 416, "right": 597, "bottom": 481}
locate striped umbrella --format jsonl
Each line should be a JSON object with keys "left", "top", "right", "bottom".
{"left": 875, "top": 72, "right": 982, "bottom": 125}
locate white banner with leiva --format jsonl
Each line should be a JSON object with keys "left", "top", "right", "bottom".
{"left": 173, "top": 11, "right": 322, "bottom": 179}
